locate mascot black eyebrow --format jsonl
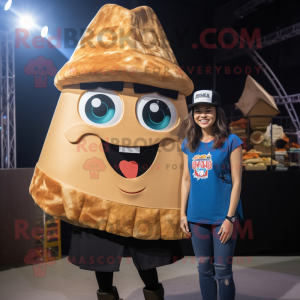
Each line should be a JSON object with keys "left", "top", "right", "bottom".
{"left": 29, "top": 4, "right": 194, "bottom": 300}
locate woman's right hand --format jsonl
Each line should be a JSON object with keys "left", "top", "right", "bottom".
{"left": 180, "top": 215, "right": 191, "bottom": 236}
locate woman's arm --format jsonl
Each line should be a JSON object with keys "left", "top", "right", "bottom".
{"left": 180, "top": 153, "right": 191, "bottom": 236}
{"left": 227, "top": 144, "right": 243, "bottom": 217}
{"left": 218, "top": 145, "right": 243, "bottom": 243}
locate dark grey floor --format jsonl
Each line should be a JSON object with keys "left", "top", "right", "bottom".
{"left": 1, "top": 256, "right": 299, "bottom": 300}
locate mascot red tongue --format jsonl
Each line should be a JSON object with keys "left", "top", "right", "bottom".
{"left": 119, "top": 160, "right": 138, "bottom": 178}
{"left": 29, "top": 3, "right": 194, "bottom": 240}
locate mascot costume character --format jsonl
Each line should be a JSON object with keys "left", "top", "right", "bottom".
{"left": 29, "top": 4, "right": 194, "bottom": 300}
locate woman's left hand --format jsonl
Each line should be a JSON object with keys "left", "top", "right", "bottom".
{"left": 218, "top": 219, "right": 233, "bottom": 244}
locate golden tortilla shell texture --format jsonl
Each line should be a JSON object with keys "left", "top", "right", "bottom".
{"left": 54, "top": 4, "right": 194, "bottom": 96}
{"left": 29, "top": 165, "right": 186, "bottom": 240}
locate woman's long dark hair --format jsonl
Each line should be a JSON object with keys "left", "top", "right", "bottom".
{"left": 183, "top": 105, "right": 231, "bottom": 152}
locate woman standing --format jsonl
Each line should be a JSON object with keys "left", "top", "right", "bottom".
{"left": 180, "top": 89, "right": 244, "bottom": 300}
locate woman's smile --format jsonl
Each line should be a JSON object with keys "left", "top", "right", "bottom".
{"left": 200, "top": 119, "right": 210, "bottom": 124}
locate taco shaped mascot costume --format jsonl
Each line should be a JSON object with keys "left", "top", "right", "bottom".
{"left": 29, "top": 4, "right": 193, "bottom": 300}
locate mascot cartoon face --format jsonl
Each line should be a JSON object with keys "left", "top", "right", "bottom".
{"left": 29, "top": 4, "right": 193, "bottom": 240}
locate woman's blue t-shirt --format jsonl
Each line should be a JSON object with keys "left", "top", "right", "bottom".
{"left": 181, "top": 133, "right": 244, "bottom": 225}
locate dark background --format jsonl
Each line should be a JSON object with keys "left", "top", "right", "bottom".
{"left": 0, "top": 0, "right": 299, "bottom": 167}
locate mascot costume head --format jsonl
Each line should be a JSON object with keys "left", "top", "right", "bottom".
{"left": 29, "top": 4, "right": 194, "bottom": 240}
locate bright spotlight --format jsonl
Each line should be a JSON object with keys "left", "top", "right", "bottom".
{"left": 41, "top": 26, "right": 48, "bottom": 37}
{"left": 20, "top": 16, "right": 34, "bottom": 28}
{"left": 4, "top": 0, "right": 12, "bottom": 11}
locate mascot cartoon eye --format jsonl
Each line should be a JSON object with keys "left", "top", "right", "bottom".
{"left": 136, "top": 93, "right": 177, "bottom": 131}
{"left": 79, "top": 87, "right": 123, "bottom": 126}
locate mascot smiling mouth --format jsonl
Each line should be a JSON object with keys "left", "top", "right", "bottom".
{"left": 101, "top": 139, "right": 159, "bottom": 178}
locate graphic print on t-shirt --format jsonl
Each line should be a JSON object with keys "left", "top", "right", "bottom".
{"left": 192, "top": 152, "right": 213, "bottom": 180}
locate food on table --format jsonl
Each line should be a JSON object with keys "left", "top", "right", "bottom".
{"left": 259, "top": 157, "right": 279, "bottom": 165}
{"left": 243, "top": 153, "right": 260, "bottom": 160}
{"left": 245, "top": 163, "right": 267, "bottom": 170}
{"left": 247, "top": 149, "right": 262, "bottom": 154}
{"left": 243, "top": 157, "right": 264, "bottom": 164}
{"left": 290, "top": 142, "right": 300, "bottom": 148}
{"left": 229, "top": 118, "right": 247, "bottom": 128}
{"left": 250, "top": 131, "right": 264, "bottom": 144}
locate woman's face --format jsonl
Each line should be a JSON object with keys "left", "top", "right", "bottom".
{"left": 193, "top": 103, "right": 216, "bottom": 129}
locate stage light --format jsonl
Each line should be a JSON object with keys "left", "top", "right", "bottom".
{"left": 41, "top": 26, "right": 48, "bottom": 37}
{"left": 20, "top": 16, "right": 34, "bottom": 29}
{"left": 4, "top": 0, "right": 12, "bottom": 11}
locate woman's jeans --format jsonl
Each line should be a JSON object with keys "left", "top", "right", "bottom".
{"left": 189, "top": 221, "right": 239, "bottom": 300}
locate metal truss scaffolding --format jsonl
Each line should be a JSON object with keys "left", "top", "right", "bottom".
{"left": 249, "top": 51, "right": 300, "bottom": 144}
{"left": 273, "top": 93, "right": 300, "bottom": 105}
{"left": 0, "top": 30, "right": 16, "bottom": 168}
{"left": 215, "top": 0, "right": 274, "bottom": 27}
{"left": 215, "top": 21, "right": 300, "bottom": 63}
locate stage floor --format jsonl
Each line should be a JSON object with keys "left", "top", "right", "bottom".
{"left": 1, "top": 256, "right": 300, "bottom": 299}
